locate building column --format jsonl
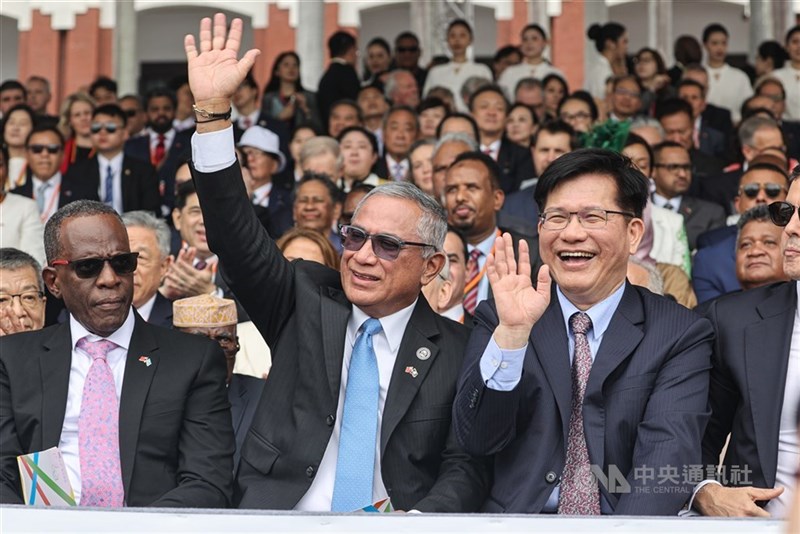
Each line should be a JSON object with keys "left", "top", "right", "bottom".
{"left": 297, "top": 0, "right": 324, "bottom": 91}
{"left": 115, "top": 0, "right": 137, "bottom": 96}
{"left": 647, "top": 0, "right": 673, "bottom": 63}
{"left": 410, "top": 1, "right": 435, "bottom": 66}
{"left": 749, "top": 0, "right": 773, "bottom": 61}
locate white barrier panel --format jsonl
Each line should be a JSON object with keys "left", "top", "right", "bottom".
{"left": 0, "top": 505, "right": 785, "bottom": 533}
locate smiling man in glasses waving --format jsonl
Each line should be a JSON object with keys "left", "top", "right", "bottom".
{"left": 0, "top": 199, "right": 235, "bottom": 507}
{"left": 65, "top": 104, "right": 160, "bottom": 216}
{"left": 183, "top": 14, "right": 488, "bottom": 513}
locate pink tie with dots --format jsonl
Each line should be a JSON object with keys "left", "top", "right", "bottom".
{"left": 77, "top": 337, "right": 125, "bottom": 507}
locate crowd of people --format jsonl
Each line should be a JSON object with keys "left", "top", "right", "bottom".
{"left": 1, "top": 12, "right": 800, "bottom": 521}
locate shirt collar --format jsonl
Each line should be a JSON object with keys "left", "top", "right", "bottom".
{"left": 32, "top": 172, "right": 61, "bottom": 188}
{"left": 136, "top": 293, "right": 158, "bottom": 322}
{"left": 97, "top": 152, "right": 124, "bottom": 169}
{"left": 348, "top": 299, "right": 417, "bottom": 353}
{"left": 70, "top": 307, "right": 135, "bottom": 354}
{"left": 468, "top": 227, "right": 499, "bottom": 256}
{"left": 556, "top": 282, "right": 626, "bottom": 343}
{"left": 652, "top": 192, "right": 682, "bottom": 209}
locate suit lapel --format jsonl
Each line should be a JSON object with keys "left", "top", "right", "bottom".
{"left": 584, "top": 284, "right": 645, "bottom": 468}
{"left": 531, "top": 293, "right": 572, "bottom": 443}
{"left": 40, "top": 323, "right": 73, "bottom": 448}
{"left": 320, "top": 287, "right": 352, "bottom": 402}
{"left": 228, "top": 377, "right": 248, "bottom": 434}
{"left": 118, "top": 316, "right": 160, "bottom": 496}
{"left": 120, "top": 158, "right": 134, "bottom": 213}
{"left": 380, "top": 298, "right": 440, "bottom": 454}
{"left": 745, "top": 282, "right": 796, "bottom": 486}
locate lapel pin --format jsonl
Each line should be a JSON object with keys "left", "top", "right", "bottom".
{"left": 416, "top": 347, "right": 431, "bottom": 361}
{"left": 138, "top": 356, "right": 152, "bottom": 367}
{"left": 405, "top": 366, "right": 418, "bottom": 378}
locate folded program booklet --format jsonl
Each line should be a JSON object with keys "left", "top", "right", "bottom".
{"left": 17, "top": 447, "right": 76, "bottom": 506}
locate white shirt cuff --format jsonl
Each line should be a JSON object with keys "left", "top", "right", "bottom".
{"left": 191, "top": 126, "right": 236, "bottom": 173}
{"left": 479, "top": 336, "right": 527, "bottom": 391}
{"left": 685, "top": 479, "right": 722, "bottom": 514}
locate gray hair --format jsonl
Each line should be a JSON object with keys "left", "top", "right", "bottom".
{"left": 432, "top": 132, "right": 479, "bottom": 161}
{"left": 0, "top": 248, "right": 44, "bottom": 292}
{"left": 26, "top": 75, "right": 51, "bottom": 94}
{"left": 384, "top": 69, "right": 414, "bottom": 100}
{"left": 460, "top": 76, "right": 492, "bottom": 106}
{"left": 738, "top": 115, "right": 781, "bottom": 147}
{"left": 629, "top": 117, "right": 665, "bottom": 136}
{"left": 44, "top": 200, "right": 122, "bottom": 263}
{"left": 353, "top": 182, "right": 447, "bottom": 258}
{"left": 300, "top": 136, "right": 343, "bottom": 171}
{"left": 514, "top": 77, "right": 543, "bottom": 94}
{"left": 628, "top": 256, "right": 664, "bottom": 295}
{"left": 737, "top": 204, "right": 771, "bottom": 233}
{"left": 121, "top": 210, "right": 171, "bottom": 259}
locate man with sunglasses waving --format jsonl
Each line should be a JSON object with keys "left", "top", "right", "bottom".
{"left": 690, "top": 164, "right": 800, "bottom": 519}
{"left": 65, "top": 104, "right": 160, "bottom": 216}
{"left": 0, "top": 200, "right": 235, "bottom": 507}
{"left": 183, "top": 14, "right": 488, "bottom": 512}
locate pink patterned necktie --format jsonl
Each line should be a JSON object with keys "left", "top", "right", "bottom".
{"left": 463, "top": 248, "right": 482, "bottom": 315}
{"left": 77, "top": 337, "right": 125, "bottom": 507}
{"left": 558, "top": 312, "right": 600, "bottom": 515}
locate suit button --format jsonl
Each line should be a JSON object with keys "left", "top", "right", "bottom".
{"left": 326, "top": 414, "right": 335, "bottom": 426}
{"left": 306, "top": 466, "right": 315, "bottom": 478}
{"left": 545, "top": 471, "right": 558, "bottom": 484}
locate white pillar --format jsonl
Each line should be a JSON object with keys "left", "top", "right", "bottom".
{"left": 297, "top": 0, "right": 324, "bottom": 91}
{"left": 115, "top": 0, "right": 137, "bottom": 95}
{"left": 749, "top": 0, "right": 773, "bottom": 62}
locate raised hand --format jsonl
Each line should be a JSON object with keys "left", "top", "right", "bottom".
{"left": 694, "top": 484, "right": 783, "bottom": 517}
{"left": 184, "top": 13, "right": 260, "bottom": 106}
{"left": 0, "top": 307, "right": 26, "bottom": 337}
{"left": 488, "top": 233, "right": 551, "bottom": 349}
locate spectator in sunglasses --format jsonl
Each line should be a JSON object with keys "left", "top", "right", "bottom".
{"left": 11, "top": 125, "right": 95, "bottom": 223}
{"left": 0, "top": 199, "right": 235, "bottom": 507}
{"left": 118, "top": 95, "right": 147, "bottom": 138}
{"left": 64, "top": 104, "right": 159, "bottom": 216}
{"left": 735, "top": 204, "right": 788, "bottom": 291}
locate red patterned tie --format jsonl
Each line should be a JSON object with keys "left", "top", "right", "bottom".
{"left": 77, "top": 337, "right": 125, "bottom": 507}
{"left": 463, "top": 248, "right": 482, "bottom": 315}
{"left": 152, "top": 134, "right": 166, "bottom": 168}
{"left": 558, "top": 312, "right": 600, "bottom": 515}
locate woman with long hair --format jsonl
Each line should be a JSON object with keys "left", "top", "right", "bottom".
{"left": 57, "top": 92, "right": 95, "bottom": 175}
{"left": 262, "top": 51, "right": 321, "bottom": 132}
{"left": 584, "top": 22, "right": 628, "bottom": 100}
{"left": 634, "top": 47, "right": 672, "bottom": 116}
{"left": 1, "top": 104, "right": 36, "bottom": 190}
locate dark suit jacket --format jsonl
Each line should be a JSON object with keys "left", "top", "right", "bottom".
{"left": 317, "top": 62, "right": 360, "bottom": 132}
{"left": 696, "top": 224, "right": 736, "bottom": 250}
{"left": 251, "top": 184, "right": 294, "bottom": 240}
{"left": 496, "top": 139, "right": 535, "bottom": 194}
{"left": 696, "top": 166, "right": 742, "bottom": 216}
{"left": 702, "top": 104, "right": 734, "bottom": 140}
{"left": 692, "top": 230, "right": 740, "bottom": 304}
{"left": 781, "top": 120, "right": 800, "bottom": 160}
{"left": 678, "top": 195, "right": 727, "bottom": 250}
{"left": 11, "top": 174, "right": 98, "bottom": 208}
{"left": 192, "top": 161, "right": 489, "bottom": 512}
{"left": 228, "top": 373, "right": 265, "bottom": 471}
{"left": 698, "top": 123, "right": 728, "bottom": 163}
{"left": 64, "top": 155, "right": 160, "bottom": 215}
{"left": 701, "top": 281, "right": 797, "bottom": 498}
{"left": 124, "top": 129, "right": 193, "bottom": 212}
{"left": 500, "top": 185, "right": 539, "bottom": 235}
{"left": 453, "top": 283, "right": 713, "bottom": 515}
{"left": 0, "top": 313, "right": 234, "bottom": 507}
{"left": 147, "top": 292, "right": 174, "bottom": 329}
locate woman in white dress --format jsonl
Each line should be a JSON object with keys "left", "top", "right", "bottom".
{"left": 498, "top": 24, "right": 564, "bottom": 101}
{"left": 771, "top": 25, "right": 800, "bottom": 120}
{"left": 585, "top": 22, "right": 629, "bottom": 101}
{"left": 423, "top": 19, "right": 493, "bottom": 112}
{"left": 0, "top": 145, "right": 45, "bottom": 266}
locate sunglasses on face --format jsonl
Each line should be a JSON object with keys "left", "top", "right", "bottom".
{"left": 50, "top": 252, "right": 139, "bottom": 279}
{"left": 339, "top": 225, "right": 434, "bottom": 261}
{"left": 27, "top": 144, "right": 61, "bottom": 155}
{"left": 740, "top": 182, "right": 786, "bottom": 199}
{"left": 90, "top": 122, "right": 120, "bottom": 134}
{"left": 768, "top": 201, "right": 800, "bottom": 227}
{"left": 396, "top": 46, "right": 419, "bottom": 53}
{"left": 123, "top": 109, "right": 138, "bottom": 118}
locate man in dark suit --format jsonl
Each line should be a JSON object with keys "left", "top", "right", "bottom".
{"left": 650, "top": 141, "right": 726, "bottom": 249}
{"left": 0, "top": 200, "right": 234, "bottom": 507}
{"left": 372, "top": 106, "right": 417, "bottom": 182}
{"left": 124, "top": 89, "right": 192, "bottom": 213}
{"left": 453, "top": 148, "right": 713, "bottom": 515}
{"left": 691, "top": 167, "right": 800, "bottom": 518}
{"left": 183, "top": 14, "right": 488, "bottom": 512}
{"left": 677, "top": 79, "right": 733, "bottom": 164}
{"left": 470, "top": 85, "right": 534, "bottom": 194}
{"left": 66, "top": 104, "right": 160, "bottom": 216}
{"left": 13, "top": 125, "right": 98, "bottom": 221}
{"left": 121, "top": 210, "right": 174, "bottom": 328}
{"left": 317, "top": 31, "right": 361, "bottom": 134}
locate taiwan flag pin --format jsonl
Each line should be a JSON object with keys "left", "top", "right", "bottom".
{"left": 404, "top": 366, "right": 418, "bottom": 378}
{"left": 138, "top": 356, "right": 152, "bottom": 367}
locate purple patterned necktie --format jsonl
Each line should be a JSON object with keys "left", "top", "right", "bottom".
{"left": 77, "top": 337, "right": 125, "bottom": 507}
{"left": 558, "top": 312, "right": 600, "bottom": 515}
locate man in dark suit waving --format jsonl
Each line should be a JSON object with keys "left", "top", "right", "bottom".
{"left": 0, "top": 200, "right": 234, "bottom": 507}
{"left": 453, "top": 148, "right": 713, "bottom": 515}
{"left": 184, "top": 14, "right": 487, "bottom": 512}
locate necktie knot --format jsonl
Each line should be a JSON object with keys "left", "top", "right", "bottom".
{"left": 469, "top": 249, "right": 482, "bottom": 262}
{"left": 157, "top": 133, "right": 165, "bottom": 144}
{"left": 77, "top": 337, "right": 118, "bottom": 362}
{"left": 569, "top": 312, "right": 592, "bottom": 337}
{"left": 361, "top": 318, "right": 382, "bottom": 337}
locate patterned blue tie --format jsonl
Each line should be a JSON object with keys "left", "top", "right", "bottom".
{"left": 104, "top": 164, "right": 114, "bottom": 207}
{"left": 331, "top": 318, "right": 382, "bottom": 512}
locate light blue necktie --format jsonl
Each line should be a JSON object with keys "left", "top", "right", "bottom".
{"left": 35, "top": 182, "right": 51, "bottom": 214}
{"left": 331, "top": 318, "right": 382, "bottom": 512}
{"left": 104, "top": 164, "right": 114, "bottom": 207}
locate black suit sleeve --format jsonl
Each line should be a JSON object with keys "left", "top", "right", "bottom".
{"left": 0, "top": 355, "right": 24, "bottom": 504}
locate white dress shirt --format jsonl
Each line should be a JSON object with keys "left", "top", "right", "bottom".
{"left": 31, "top": 173, "right": 62, "bottom": 223}
{"left": 479, "top": 140, "right": 501, "bottom": 161}
{"left": 136, "top": 293, "right": 157, "bottom": 322}
{"left": 385, "top": 155, "right": 409, "bottom": 182}
{"left": 771, "top": 65, "right": 800, "bottom": 121}
{"left": 58, "top": 309, "right": 134, "bottom": 504}
{"left": 498, "top": 61, "right": 564, "bottom": 101}
{"left": 250, "top": 182, "right": 272, "bottom": 208}
{"left": 97, "top": 152, "right": 124, "bottom": 214}
{"left": 294, "top": 301, "right": 417, "bottom": 511}
{"left": 651, "top": 192, "right": 682, "bottom": 212}
{"left": 0, "top": 192, "right": 46, "bottom": 266}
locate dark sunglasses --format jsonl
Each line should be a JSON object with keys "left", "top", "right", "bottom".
{"left": 339, "top": 225, "right": 434, "bottom": 261}
{"left": 90, "top": 122, "right": 120, "bottom": 134}
{"left": 396, "top": 46, "right": 419, "bottom": 53}
{"left": 768, "top": 201, "right": 800, "bottom": 227}
{"left": 28, "top": 144, "right": 61, "bottom": 155}
{"left": 740, "top": 182, "right": 786, "bottom": 199}
{"left": 123, "top": 109, "right": 138, "bottom": 118}
{"left": 50, "top": 252, "right": 139, "bottom": 279}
